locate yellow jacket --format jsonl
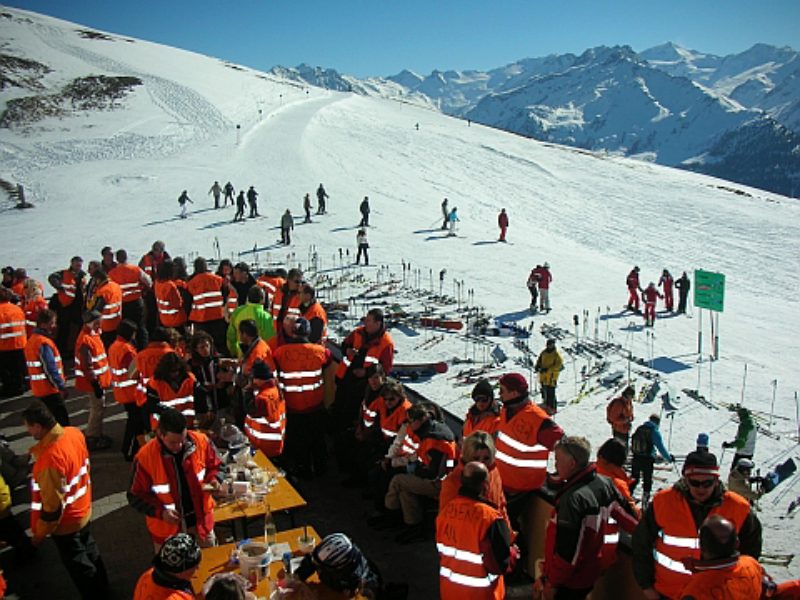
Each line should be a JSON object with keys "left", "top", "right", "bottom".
{"left": 536, "top": 348, "right": 563, "bottom": 387}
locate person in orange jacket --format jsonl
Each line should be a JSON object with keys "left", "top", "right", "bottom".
{"left": 596, "top": 438, "right": 640, "bottom": 572}
{"left": 85, "top": 269, "right": 123, "bottom": 349}
{"left": 23, "top": 400, "right": 109, "bottom": 598}
{"left": 108, "top": 249, "right": 151, "bottom": 349}
{"left": 24, "top": 309, "right": 69, "bottom": 425}
{"left": 462, "top": 378, "right": 501, "bottom": 438}
{"left": 679, "top": 515, "right": 765, "bottom": 600}
{"left": 132, "top": 532, "right": 200, "bottom": 600}
{"left": 74, "top": 310, "right": 112, "bottom": 451}
{"left": 22, "top": 278, "right": 47, "bottom": 338}
{"left": 0, "top": 287, "right": 26, "bottom": 398}
{"left": 127, "top": 408, "right": 221, "bottom": 552}
{"left": 606, "top": 385, "right": 635, "bottom": 448}
{"left": 436, "top": 461, "right": 512, "bottom": 600}
{"left": 243, "top": 359, "right": 285, "bottom": 458}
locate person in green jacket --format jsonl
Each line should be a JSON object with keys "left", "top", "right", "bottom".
{"left": 226, "top": 286, "right": 276, "bottom": 357}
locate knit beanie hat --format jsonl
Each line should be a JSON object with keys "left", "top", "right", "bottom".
{"left": 293, "top": 317, "right": 311, "bottom": 339}
{"left": 696, "top": 432, "right": 710, "bottom": 450}
{"left": 498, "top": 373, "right": 528, "bottom": 394}
{"left": 683, "top": 450, "right": 720, "bottom": 478}
{"left": 154, "top": 533, "right": 201, "bottom": 573}
{"left": 82, "top": 309, "right": 102, "bottom": 324}
{"left": 471, "top": 379, "right": 494, "bottom": 401}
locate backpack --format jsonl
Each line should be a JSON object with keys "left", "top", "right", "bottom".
{"left": 631, "top": 423, "right": 654, "bottom": 456}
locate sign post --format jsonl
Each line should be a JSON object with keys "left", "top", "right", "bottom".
{"left": 694, "top": 270, "right": 725, "bottom": 361}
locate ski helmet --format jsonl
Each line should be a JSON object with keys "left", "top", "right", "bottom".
{"left": 735, "top": 458, "right": 755, "bottom": 471}
{"left": 313, "top": 533, "right": 355, "bottom": 569}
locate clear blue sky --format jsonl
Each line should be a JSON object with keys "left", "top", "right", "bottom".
{"left": 6, "top": 0, "right": 799, "bottom": 77}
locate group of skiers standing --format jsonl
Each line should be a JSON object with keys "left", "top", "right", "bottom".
{"left": 626, "top": 266, "right": 691, "bottom": 326}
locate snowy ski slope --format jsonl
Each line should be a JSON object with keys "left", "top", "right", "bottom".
{"left": 1, "top": 6, "right": 799, "bottom": 574}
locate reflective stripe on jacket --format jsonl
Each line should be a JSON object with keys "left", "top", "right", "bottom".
{"left": 94, "top": 280, "right": 123, "bottom": 332}
{"left": 652, "top": 487, "right": 751, "bottom": 599}
{"left": 25, "top": 332, "right": 63, "bottom": 397}
{"left": 494, "top": 402, "right": 552, "bottom": 493}
{"left": 109, "top": 338, "right": 139, "bottom": 404}
{"left": 187, "top": 272, "right": 225, "bottom": 323}
{"left": 245, "top": 383, "right": 286, "bottom": 457}
{"left": 30, "top": 426, "right": 92, "bottom": 534}
{"left": 154, "top": 280, "right": 186, "bottom": 327}
{"left": 335, "top": 326, "right": 394, "bottom": 379}
{"left": 148, "top": 374, "right": 196, "bottom": 430}
{"left": 0, "top": 302, "right": 26, "bottom": 351}
{"left": 109, "top": 263, "right": 146, "bottom": 303}
{"left": 74, "top": 329, "right": 111, "bottom": 391}
{"left": 436, "top": 495, "right": 506, "bottom": 600}
{"left": 274, "top": 342, "right": 327, "bottom": 413}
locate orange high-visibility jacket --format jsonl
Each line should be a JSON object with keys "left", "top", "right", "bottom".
{"left": 109, "top": 338, "right": 139, "bottom": 404}
{"left": 135, "top": 342, "right": 173, "bottom": 406}
{"left": 74, "top": 328, "right": 111, "bottom": 392}
{"left": 679, "top": 555, "right": 764, "bottom": 600}
{"left": 494, "top": 402, "right": 552, "bottom": 494}
{"left": 187, "top": 272, "right": 225, "bottom": 323}
{"left": 148, "top": 374, "right": 196, "bottom": 430}
{"left": 24, "top": 332, "right": 63, "bottom": 397}
{"left": 93, "top": 280, "right": 123, "bottom": 333}
{"left": 109, "top": 263, "right": 146, "bottom": 303}
{"left": 154, "top": 280, "right": 186, "bottom": 328}
{"left": 30, "top": 426, "right": 92, "bottom": 535}
{"left": 244, "top": 382, "right": 286, "bottom": 457}
{"left": 270, "top": 287, "right": 301, "bottom": 320}
{"left": 436, "top": 495, "right": 506, "bottom": 600}
{"left": 56, "top": 269, "right": 80, "bottom": 307}
{"left": 652, "top": 487, "right": 751, "bottom": 599}
{"left": 257, "top": 276, "right": 285, "bottom": 308}
{"left": 363, "top": 396, "right": 411, "bottom": 441}
{"left": 335, "top": 326, "right": 394, "bottom": 379}
{"left": 0, "top": 301, "right": 26, "bottom": 351}
{"left": 273, "top": 342, "right": 327, "bottom": 413}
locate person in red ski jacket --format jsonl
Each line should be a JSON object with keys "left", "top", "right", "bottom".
{"left": 626, "top": 267, "right": 642, "bottom": 312}
{"left": 658, "top": 269, "right": 674, "bottom": 312}
{"left": 642, "top": 283, "right": 663, "bottom": 327}
{"left": 498, "top": 208, "right": 509, "bottom": 242}
{"left": 535, "top": 263, "right": 552, "bottom": 312}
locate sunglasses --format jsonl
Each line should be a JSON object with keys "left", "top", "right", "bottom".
{"left": 687, "top": 478, "right": 717, "bottom": 489}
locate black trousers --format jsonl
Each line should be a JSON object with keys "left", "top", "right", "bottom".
{"left": 356, "top": 245, "right": 369, "bottom": 265}
{"left": 281, "top": 226, "right": 292, "bottom": 245}
{"left": 234, "top": 206, "right": 245, "bottom": 221}
{"left": 249, "top": 202, "right": 258, "bottom": 217}
{"left": 40, "top": 393, "right": 70, "bottom": 426}
{"left": 51, "top": 525, "right": 109, "bottom": 600}
{"left": 121, "top": 298, "right": 148, "bottom": 349}
{"left": 541, "top": 385, "right": 557, "bottom": 413}
{"left": 0, "top": 513, "right": 33, "bottom": 553}
{"left": 284, "top": 409, "right": 328, "bottom": 476}
{"left": 631, "top": 454, "right": 655, "bottom": 494}
{"left": 122, "top": 403, "right": 144, "bottom": 461}
{"left": 0, "top": 349, "right": 25, "bottom": 396}
{"left": 143, "top": 291, "right": 158, "bottom": 338}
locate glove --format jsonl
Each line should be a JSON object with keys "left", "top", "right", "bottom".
{"left": 722, "top": 441, "right": 734, "bottom": 449}
{"left": 669, "top": 454, "right": 676, "bottom": 463}
{"left": 91, "top": 380, "right": 104, "bottom": 399}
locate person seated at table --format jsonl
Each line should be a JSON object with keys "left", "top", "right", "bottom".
{"left": 132, "top": 532, "right": 201, "bottom": 599}
{"left": 128, "top": 408, "right": 222, "bottom": 552}
{"left": 243, "top": 360, "right": 285, "bottom": 459}
{"left": 202, "top": 572, "right": 253, "bottom": 600}
{"left": 295, "top": 532, "right": 383, "bottom": 598}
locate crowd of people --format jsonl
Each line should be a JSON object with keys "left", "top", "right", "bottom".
{"left": 625, "top": 266, "right": 691, "bottom": 326}
{"left": 0, "top": 241, "right": 798, "bottom": 600}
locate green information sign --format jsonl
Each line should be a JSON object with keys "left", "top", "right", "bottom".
{"left": 694, "top": 270, "right": 725, "bottom": 312}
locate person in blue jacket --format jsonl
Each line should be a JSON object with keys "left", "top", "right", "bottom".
{"left": 630, "top": 413, "right": 674, "bottom": 506}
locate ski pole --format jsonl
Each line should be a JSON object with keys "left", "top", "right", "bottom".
{"left": 769, "top": 379, "right": 778, "bottom": 433}
{"left": 740, "top": 364, "right": 748, "bottom": 407}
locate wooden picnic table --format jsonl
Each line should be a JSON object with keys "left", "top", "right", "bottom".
{"left": 192, "top": 526, "right": 366, "bottom": 599}
{"left": 213, "top": 451, "right": 306, "bottom": 522}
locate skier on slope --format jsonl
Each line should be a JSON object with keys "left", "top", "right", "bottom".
{"left": 526, "top": 265, "right": 541, "bottom": 312}
{"left": 641, "top": 282, "right": 663, "bottom": 327}
{"left": 316, "top": 184, "right": 328, "bottom": 215}
{"left": 355, "top": 229, "right": 369, "bottom": 266}
{"left": 441, "top": 198, "right": 449, "bottom": 230}
{"left": 498, "top": 208, "right": 509, "bottom": 242}
{"left": 177, "top": 190, "right": 193, "bottom": 219}
{"left": 233, "top": 191, "right": 246, "bottom": 222}
{"left": 223, "top": 181, "right": 235, "bottom": 207}
{"left": 535, "top": 263, "right": 552, "bottom": 312}
{"left": 447, "top": 207, "right": 459, "bottom": 237}
{"left": 359, "top": 196, "right": 370, "bottom": 227}
{"left": 303, "top": 193, "right": 313, "bottom": 223}
{"left": 281, "top": 209, "right": 294, "bottom": 245}
{"left": 208, "top": 181, "right": 222, "bottom": 209}
{"left": 658, "top": 268, "right": 674, "bottom": 312}
{"left": 626, "top": 266, "right": 642, "bottom": 313}
{"left": 675, "top": 271, "right": 691, "bottom": 314}
{"left": 247, "top": 186, "right": 259, "bottom": 218}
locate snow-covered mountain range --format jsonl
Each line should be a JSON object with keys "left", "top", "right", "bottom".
{"left": 275, "top": 43, "right": 800, "bottom": 197}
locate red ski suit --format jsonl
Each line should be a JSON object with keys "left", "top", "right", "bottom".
{"left": 626, "top": 270, "right": 641, "bottom": 310}
{"left": 642, "top": 286, "right": 663, "bottom": 323}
